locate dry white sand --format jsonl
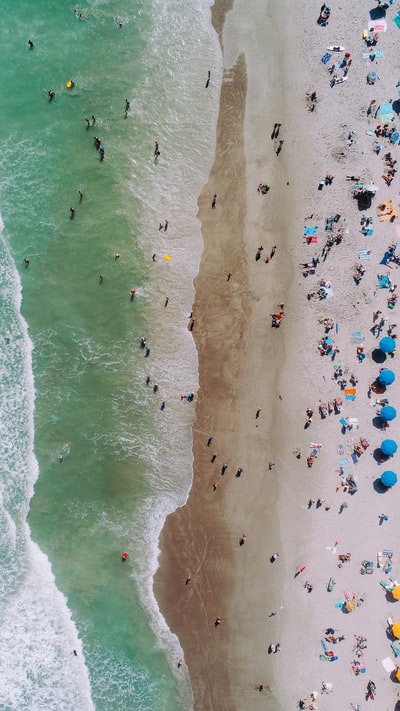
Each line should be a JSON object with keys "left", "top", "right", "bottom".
{"left": 156, "top": 0, "right": 400, "bottom": 708}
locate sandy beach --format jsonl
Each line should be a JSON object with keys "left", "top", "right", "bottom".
{"left": 156, "top": 0, "right": 400, "bottom": 709}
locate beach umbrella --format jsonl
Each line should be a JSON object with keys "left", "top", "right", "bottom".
{"left": 379, "top": 336, "right": 396, "bottom": 353}
{"left": 381, "top": 470, "right": 398, "bottom": 487}
{"left": 381, "top": 406, "right": 397, "bottom": 421}
{"left": 392, "top": 623, "right": 400, "bottom": 638}
{"left": 392, "top": 586, "right": 400, "bottom": 601}
{"left": 379, "top": 369, "right": 396, "bottom": 386}
{"left": 368, "top": 71, "right": 377, "bottom": 81}
{"left": 381, "top": 439, "right": 398, "bottom": 456}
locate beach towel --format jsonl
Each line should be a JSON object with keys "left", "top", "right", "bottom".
{"left": 321, "top": 52, "right": 331, "bottom": 64}
{"left": 335, "top": 598, "right": 344, "bottom": 608}
{"left": 368, "top": 19, "right": 387, "bottom": 32}
{"left": 381, "top": 251, "right": 393, "bottom": 265}
{"left": 304, "top": 226, "right": 318, "bottom": 235}
{"left": 357, "top": 249, "right": 372, "bottom": 260}
{"left": 378, "top": 274, "right": 390, "bottom": 288}
{"left": 346, "top": 395, "right": 356, "bottom": 401}
{"left": 391, "top": 132, "right": 399, "bottom": 145}
{"left": 360, "top": 229, "right": 374, "bottom": 236}
{"left": 380, "top": 104, "right": 395, "bottom": 123}
{"left": 394, "top": 16, "right": 400, "bottom": 30}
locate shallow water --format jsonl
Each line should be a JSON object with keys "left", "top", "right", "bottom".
{"left": 0, "top": 1, "right": 221, "bottom": 708}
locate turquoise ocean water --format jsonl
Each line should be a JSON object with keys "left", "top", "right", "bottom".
{"left": 0, "top": 2, "right": 221, "bottom": 709}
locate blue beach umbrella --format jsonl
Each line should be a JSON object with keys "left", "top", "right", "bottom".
{"left": 379, "top": 369, "right": 396, "bottom": 386}
{"left": 379, "top": 337, "right": 396, "bottom": 353}
{"left": 381, "top": 470, "right": 398, "bottom": 488}
{"left": 381, "top": 406, "right": 397, "bottom": 421}
{"left": 381, "top": 439, "right": 398, "bottom": 456}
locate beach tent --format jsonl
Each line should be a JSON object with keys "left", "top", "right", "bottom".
{"left": 392, "top": 623, "right": 400, "bottom": 638}
{"left": 381, "top": 439, "right": 398, "bottom": 456}
{"left": 381, "top": 470, "right": 398, "bottom": 487}
{"left": 380, "top": 406, "right": 397, "bottom": 421}
{"left": 379, "top": 336, "right": 396, "bottom": 353}
{"left": 379, "top": 369, "right": 396, "bottom": 386}
{"left": 392, "top": 586, "right": 400, "bottom": 601}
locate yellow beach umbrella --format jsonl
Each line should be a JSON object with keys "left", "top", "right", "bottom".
{"left": 396, "top": 668, "right": 400, "bottom": 682}
{"left": 163, "top": 254, "right": 172, "bottom": 261}
{"left": 392, "top": 622, "right": 400, "bottom": 638}
{"left": 392, "top": 586, "right": 400, "bottom": 601}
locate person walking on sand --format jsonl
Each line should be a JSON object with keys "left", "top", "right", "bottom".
{"left": 211, "top": 193, "right": 217, "bottom": 208}
{"left": 164, "top": 297, "right": 169, "bottom": 307}
{"left": 164, "top": 219, "right": 168, "bottom": 232}
{"left": 221, "top": 463, "right": 227, "bottom": 475}
{"left": 270, "top": 552, "right": 279, "bottom": 563}
{"left": 227, "top": 272, "right": 232, "bottom": 281}
{"left": 207, "top": 435, "right": 213, "bottom": 446}
{"left": 211, "top": 453, "right": 217, "bottom": 463}
{"left": 256, "top": 408, "right": 262, "bottom": 419}
{"left": 185, "top": 575, "right": 191, "bottom": 585}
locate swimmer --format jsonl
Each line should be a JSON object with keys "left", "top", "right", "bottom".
{"left": 114, "top": 253, "right": 120, "bottom": 260}
{"left": 145, "top": 346, "right": 151, "bottom": 357}
{"left": 152, "top": 253, "right": 157, "bottom": 261}
{"left": 99, "top": 274, "right": 104, "bottom": 283}
{"left": 24, "top": 257, "right": 30, "bottom": 267}
{"left": 91, "top": 116, "right": 96, "bottom": 126}
{"left": 99, "top": 145, "right": 105, "bottom": 161}
{"left": 48, "top": 90, "right": 55, "bottom": 101}
{"left": 145, "top": 373, "right": 151, "bottom": 385}
{"left": 121, "top": 551, "right": 128, "bottom": 562}
{"left": 79, "top": 190, "right": 83, "bottom": 202}
{"left": 28, "top": 39, "right": 34, "bottom": 49}
{"left": 130, "top": 288, "right": 136, "bottom": 301}
{"left": 70, "top": 207, "right": 75, "bottom": 219}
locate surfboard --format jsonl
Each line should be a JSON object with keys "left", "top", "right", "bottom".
{"left": 327, "top": 45, "right": 345, "bottom": 51}
{"left": 332, "top": 76, "right": 348, "bottom": 86}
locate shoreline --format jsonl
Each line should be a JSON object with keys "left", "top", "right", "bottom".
{"left": 154, "top": 0, "right": 298, "bottom": 707}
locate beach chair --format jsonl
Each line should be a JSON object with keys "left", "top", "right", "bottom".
{"left": 392, "top": 640, "right": 400, "bottom": 657}
{"left": 380, "top": 579, "right": 393, "bottom": 591}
